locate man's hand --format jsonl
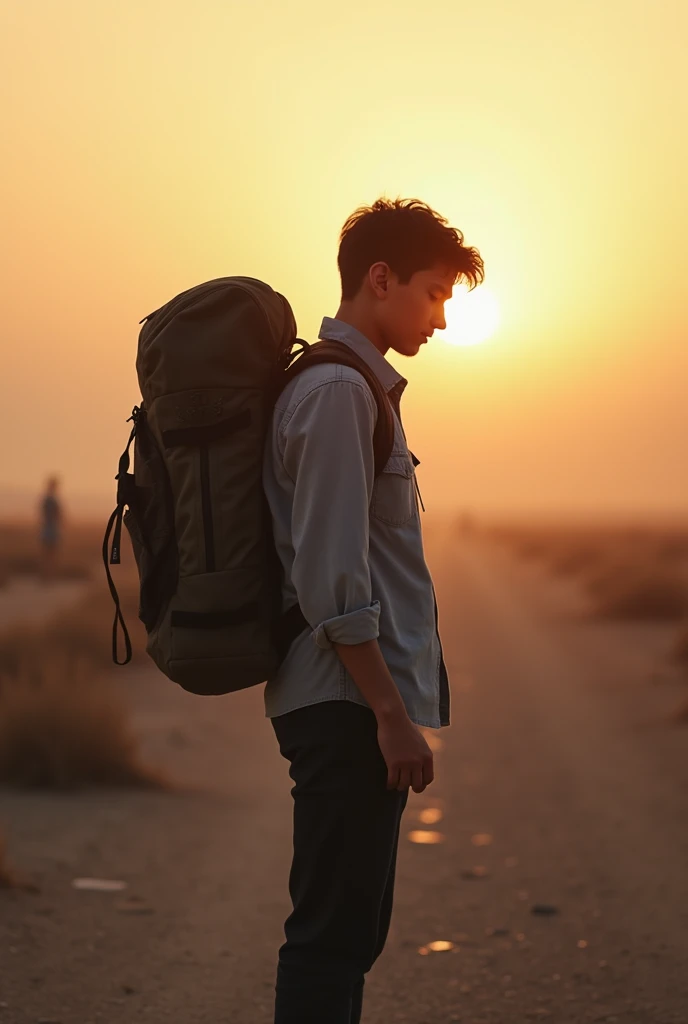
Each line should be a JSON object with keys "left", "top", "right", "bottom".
{"left": 331, "top": 638, "right": 436, "bottom": 793}
{"left": 376, "top": 710, "right": 435, "bottom": 793}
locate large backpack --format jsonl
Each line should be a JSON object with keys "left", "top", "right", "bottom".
{"left": 103, "top": 276, "right": 395, "bottom": 696}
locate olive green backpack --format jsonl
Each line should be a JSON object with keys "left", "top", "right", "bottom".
{"left": 103, "top": 276, "right": 394, "bottom": 695}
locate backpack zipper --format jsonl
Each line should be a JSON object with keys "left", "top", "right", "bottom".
{"left": 199, "top": 444, "right": 216, "bottom": 572}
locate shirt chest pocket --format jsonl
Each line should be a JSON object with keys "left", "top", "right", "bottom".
{"left": 371, "top": 453, "right": 416, "bottom": 526}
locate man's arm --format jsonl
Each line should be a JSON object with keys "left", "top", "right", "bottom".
{"left": 280, "top": 376, "right": 434, "bottom": 793}
{"left": 332, "top": 638, "right": 434, "bottom": 793}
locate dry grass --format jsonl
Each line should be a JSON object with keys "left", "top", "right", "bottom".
{"left": 490, "top": 522, "right": 688, "bottom": 622}
{"left": 0, "top": 832, "right": 16, "bottom": 888}
{"left": 672, "top": 698, "right": 688, "bottom": 722}
{"left": 0, "top": 831, "right": 38, "bottom": 891}
{"left": 0, "top": 570, "right": 144, "bottom": 677}
{"left": 0, "top": 654, "right": 162, "bottom": 789}
{"left": 491, "top": 523, "right": 688, "bottom": 571}
{"left": 673, "top": 622, "right": 688, "bottom": 669}
{"left": 669, "top": 612, "right": 688, "bottom": 722}
{"left": 0, "top": 520, "right": 106, "bottom": 587}
{"left": 490, "top": 522, "right": 688, "bottom": 691}
{"left": 585, "top": 561, "right": 688, "bottom": 621}
{"left": 0, "top": 546, "right": 161, "bottom": 788}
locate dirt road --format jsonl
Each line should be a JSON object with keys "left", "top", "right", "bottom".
{"left": 1, "top": 525, "right": 687, "bottom": 1023}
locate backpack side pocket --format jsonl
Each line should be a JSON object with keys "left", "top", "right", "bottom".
{"left": 125, "top": 412, "right": 178, "bottom": 633}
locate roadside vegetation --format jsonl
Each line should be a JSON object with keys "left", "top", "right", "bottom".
{"left": 0, "top": 520, "right": 103, "bottom": 588}
{"left": 488, "top": 521, "right": 688, "bottom": 619}
{"left": 0, "top": 831, "right": 17, "bottom": 888}
{"left": 672, "top": 623, "right": 688, "bottom": 721}
{"left": 487, "top": 520, "right": 688, "bottom": 714}
{"left": 0, "top": 520, "right": 160, "bottom": 790}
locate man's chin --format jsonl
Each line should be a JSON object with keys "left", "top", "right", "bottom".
{"left": 393, "top": 340, "right": 422, "bottom": 358}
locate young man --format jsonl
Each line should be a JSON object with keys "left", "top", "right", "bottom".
{"left": 263, "top": 197, "right": 484, "bottom": 1024}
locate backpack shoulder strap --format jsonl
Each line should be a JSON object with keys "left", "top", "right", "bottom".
{"left": 281, "top": 340, "right": 395, "bottom": 477}
{"left": 273, "top": 340, "right": 397, "bottom": 661}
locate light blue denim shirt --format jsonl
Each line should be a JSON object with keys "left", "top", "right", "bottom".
{"left": 262, "top": 316, "right": 450, "bottom": 729}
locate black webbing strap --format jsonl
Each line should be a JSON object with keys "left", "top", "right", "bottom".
{"left": 170, "top": 604, "right": 261, "bottom": 629}
{"left": 162, "top": 409, "right": 252, "bottom": 449}
{"left": 102, "top": 408, "right": 139, "bottom": 666}
{"left": 280, "top": 340, "right": 395, "bottom": 478}
{"left": 102, "top": 505, "right": 133, "bottom": 666}
{"left": 271, "top": 340, "right": 394, "bottom": 662}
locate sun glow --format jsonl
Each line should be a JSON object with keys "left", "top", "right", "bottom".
{"left": 438, "top": 286, "right": 500, "bottom": 347}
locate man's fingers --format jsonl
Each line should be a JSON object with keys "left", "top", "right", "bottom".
{"left": 389, "top": 759, "right": 433, "bottom": 793}
{"left": 411, "top": 764, "right": 425, "bottom": 794}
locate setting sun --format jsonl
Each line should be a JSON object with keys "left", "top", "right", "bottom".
{"left": 438, "top": 286, "right": 500, "bottom": 347}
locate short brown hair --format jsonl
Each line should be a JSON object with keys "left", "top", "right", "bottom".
{"left": 338, "top": 197, "right": 485, "bottom": 301}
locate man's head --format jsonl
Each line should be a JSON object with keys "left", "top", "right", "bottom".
{"left": 336, "top": 197, "right": 484, "bottom": 357}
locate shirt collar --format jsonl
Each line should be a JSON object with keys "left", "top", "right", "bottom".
{"left": 318, "top": 316, "right": 408, "bottom": 398}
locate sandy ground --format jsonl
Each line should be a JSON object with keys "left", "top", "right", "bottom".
{"left": 1, "top": 524, "right": 688, "bottom": 1024}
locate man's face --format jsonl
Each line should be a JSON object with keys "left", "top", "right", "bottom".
{"left": 377, "top": 263, "right": 456, "bottom": 357}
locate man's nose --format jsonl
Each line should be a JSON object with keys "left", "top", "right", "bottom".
{"left": 431, "top": 312, "right": 446, "bottom": 332}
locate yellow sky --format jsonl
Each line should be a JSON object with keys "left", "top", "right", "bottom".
{"left": 2, "top": 0, "right": 687, "bottom": 518}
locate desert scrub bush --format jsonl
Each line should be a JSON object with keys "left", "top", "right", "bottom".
{"left": 488, "top": 528, "right": 551, "bottom": 561}
{"left": 649, "top": 529, "right": 688, "bottom": 564}
{"left": 0, "top": 571, "right": 144, "bottom": 677}
{"left": 0, "top": 831, "right": 17, "bottom": 888}
{"left": 539, "top": 538, "right": 607, "bottom": 577}
{"left": 0, "top": 520, "right": 110, "bottom": 586}
{"left": 672, "top": 621, "right": 688, "bottom": 670}
{"left": 0, "top": 653, "right": 164, "bottom": 789}
{"left": 584, "top": 561, "right": 688, "bottom": 621}
{"left": 489, "top": 523, "right": 688, "bottom": 591}
{"left": 488, "top": 525, "right": 605, "bottom": 567}
{"left": 487, "top": 528, "right": 544, "bottom": 561}
{"left": 45, "top": 571, "right": 144, "bottom": 668}
{"left": 0, "top": 562, "right": 161, "bottom": 789}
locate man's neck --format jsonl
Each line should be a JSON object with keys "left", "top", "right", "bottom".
{"left": 333, "top": 303, "right": 389, "bottom": 356}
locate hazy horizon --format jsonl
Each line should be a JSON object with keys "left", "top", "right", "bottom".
{"left": 3, "top": 0, "right": 687, "bottom": 520}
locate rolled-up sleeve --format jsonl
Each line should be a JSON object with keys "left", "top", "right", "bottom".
{"left": 280, "top": 377, "right": 380, "bottom": 648}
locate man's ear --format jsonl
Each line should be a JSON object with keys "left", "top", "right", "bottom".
{"left": 369, "top": 262, "right": 390, "bottom": 297}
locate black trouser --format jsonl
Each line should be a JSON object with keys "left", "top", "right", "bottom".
{"left": 271, "top": 700, "right": 409, "bottom": 1024}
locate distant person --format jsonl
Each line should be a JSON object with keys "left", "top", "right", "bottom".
{"left": 263, "top": 197, "right": 484, "bottom": 1023}
{"left": 39, "top": 475, "right": 63, "bottom": 580}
